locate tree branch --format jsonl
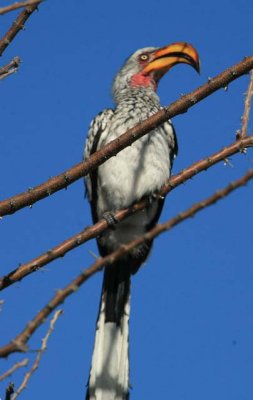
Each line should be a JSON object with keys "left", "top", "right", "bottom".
{"left": 239, "top": 70, "right": 253, "bottom": 138}
{"left": 0, "top": 0, "right": 42, "bottom": 15}
{"left": 0, "top": 170, "right": 252, "bottom": 358}
{"left": 11, "top": 310, "right": 62, "bottom": 400}
{"left": 0, "top": 1, "right": 43, "bottom": 57}
{"left": 0, "top": 56, "right": 20, "bottom": 80}
{"left": 0, "top": 135, "right": 252, "bottom": 291}
{"left": 0, "top": 358, "right": 28, "bottom": 381}
{"left": 0, "top": 56, "right": 253, "bottom": 217}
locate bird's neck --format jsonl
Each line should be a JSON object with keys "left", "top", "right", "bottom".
{"left": 114, "top": 86, "right": 160, "bottom": 109}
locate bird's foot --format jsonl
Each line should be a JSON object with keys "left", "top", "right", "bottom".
{"left": 147, "top": 191, "right": 164, "bottom": 205}
{"left": 102, "top": 211, "right": 118, "bottom": 229}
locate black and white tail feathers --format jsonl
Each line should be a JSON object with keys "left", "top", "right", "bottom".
{"left": 86, "top": 261, "right": 131, "bottom": 400}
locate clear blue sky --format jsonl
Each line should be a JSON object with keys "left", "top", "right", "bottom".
{"left": 0, "top": 0, "right": 253, "bottom": 399}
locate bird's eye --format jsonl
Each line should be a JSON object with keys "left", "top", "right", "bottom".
{"left": 140, "top": 54, "right": 149, "bottom": 61}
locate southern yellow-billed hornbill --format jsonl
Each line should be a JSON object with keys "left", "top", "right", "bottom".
{"left": 84, "top": 42, "right": 200, "bottom": 400}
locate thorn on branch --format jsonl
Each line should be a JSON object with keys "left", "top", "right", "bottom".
{"left": 46, "top": 302, "right": 55, "bottom": 311}
{"left": 75, "top": 237, "right": 82, "bottom": 245}
{"left": 190, "top": 96, "right": 198, "bottom": 104}
{"left": 9, "top": 200, "right": 16, "bottom": 211}
{"left": 64, "top": 174, "right": 71, "bottom": 184}
{"left": 70, "top": 284, "right": 79, "bottom": 293}
{"left": 223, "top": 158, "right": 234, "bottom": 168}
{"left": 88, "top": 249, "right": 99, "bottom": 260}
{"left": 31, "top": 264, "right": 39, "bottom": 272}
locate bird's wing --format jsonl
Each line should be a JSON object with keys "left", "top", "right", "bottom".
{"left": 163, "top": 118, "right": 178, "bottom": 163}
{"left": 84, "top": 109, "right": 114, "bottom": 218}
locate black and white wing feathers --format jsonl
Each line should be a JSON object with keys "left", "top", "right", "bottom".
{"left": 84, "top": 109, "right": 114, "bottom": 221}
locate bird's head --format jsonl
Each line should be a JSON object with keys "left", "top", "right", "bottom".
{"left": 112, "top": 42, "right": 200, "bottom": 100}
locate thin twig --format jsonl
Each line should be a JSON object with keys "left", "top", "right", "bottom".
{"left": 11, "top": 309, "right": 62, "bottom": 399}
{"left": 0, "top": 57, "right": 20, "bottom": 75}
{"left": 239, "top": 69, "right": 253, "bottom": 138}
{"left": 0, "top": 358, "right": 28, "bottom": 381}
{"left": 0, "top": 68, "right": 16, "bottom": 80}
{"left": 0, "top": 1, "right": 42, "bottom": 57}
{"left": 0, "top": 0, "right": 42, "bottom": 15}
{"left": 0, "top": 170, "right": 252, "bottom": 358}
{"left": 0, "top": 56, "right": 21, "bottom": 80}
{"left": 0, "top": 55, "right": 253, "bottom": 217}
{"left": 0, "top": 135, "right": 252, "bottom": 291}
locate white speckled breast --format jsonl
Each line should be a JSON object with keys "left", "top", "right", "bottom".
{"left": 96, "top": 91, "right": 173, "bottom": 214}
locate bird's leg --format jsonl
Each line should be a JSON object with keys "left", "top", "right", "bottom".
{"left": 102, "top": 211, "right": 119, "bottom": 229}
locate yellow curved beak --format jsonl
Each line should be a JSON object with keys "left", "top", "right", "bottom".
{"left": 143, "top": 42, "right": 200, "bottom": 75}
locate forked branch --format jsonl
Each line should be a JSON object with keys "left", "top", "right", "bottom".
{"left": 11, "top": 310, "right": 62, "bottom": 399}
{"left": 0, "top": 56, "right": 21, "bottom": 80}
{"left": 0, "top": 1, "right": 43, "bottom": 56}
{"left": 0, "top": 1, "right": 42, "bottom": 15}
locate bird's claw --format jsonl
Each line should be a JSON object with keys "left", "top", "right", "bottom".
{"left": 147, "top": 192, "right": 164, "bottom": 205}
{"left": 102, "top": 211, "right": 118, "bottom": 229}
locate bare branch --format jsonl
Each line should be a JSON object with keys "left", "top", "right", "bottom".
{"left": 0, "top": 68, "right": 16, "bottom": 80}
{"left": 0, "top": 0, "right": 42, "bottom": 15}
{"left": 0, "top": 56, "right": 253, "bottom": 217}
{"left": 239, "top": 69, "right": 253, "bottom": 138}
{"left": 0, "top": 358, "right": 28, "bottom": 381}
{"left": 11, "top": 310, "right": 62, "bottom": 400}
{"left": 0, "top": 56, "right": 20, "bottom": 80}
{"left": 0, "top": 1, "right": 43, "bottom": 57}
{"left": 0, "top": 135, "right": 252, "bottom": 291}
{"left": 0, "top": 170, "right": 252, "bottom": 358}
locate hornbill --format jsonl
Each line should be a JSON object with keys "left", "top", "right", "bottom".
{"left": 84, "top": 42, "right": 200, "bottom": 399}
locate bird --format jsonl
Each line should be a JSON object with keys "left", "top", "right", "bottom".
{"left": 84, "top": 42, "right": 200, "bottom": 400}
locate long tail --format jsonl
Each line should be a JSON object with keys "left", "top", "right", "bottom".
{"left": 86, "top": 260, "right": 131, "bottom": 400}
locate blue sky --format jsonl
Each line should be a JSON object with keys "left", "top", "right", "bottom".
{"left": 0, "top": 0, "right": 253, "bottom": 399}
